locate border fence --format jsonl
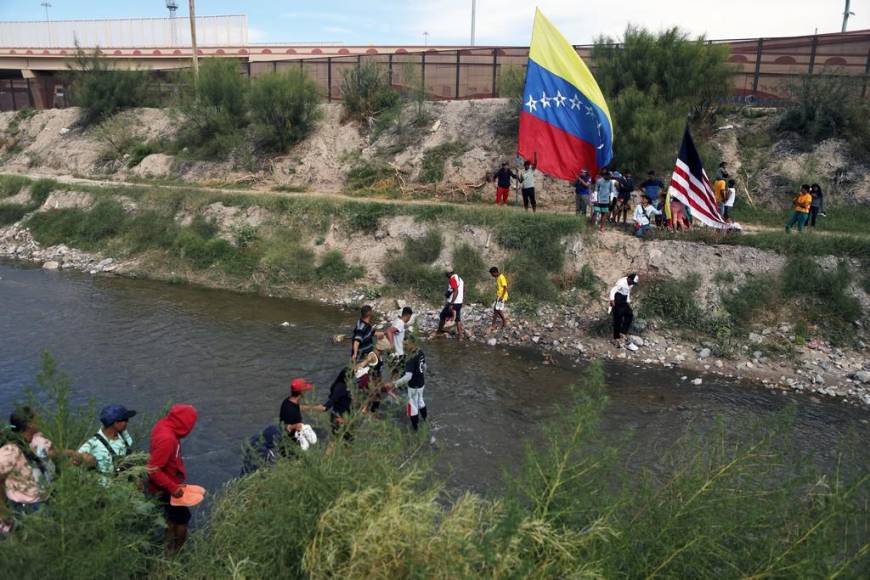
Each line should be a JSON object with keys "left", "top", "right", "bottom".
{"left": 1, "top": 30, "right": 868, "bottom": 112}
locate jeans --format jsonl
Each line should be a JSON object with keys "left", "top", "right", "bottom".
{"left": 809, "top": 206, "right": 820, "bottom": 227}
{"left": 785, "top": 211, "right": 808, "bottom": 232}
{"left": 635, "top": 224, "right": 650, "bottom": 237}
{"left": 575, "top": 194, "right": 588, "bottom": 216}
{"left": 522, "top": 187, "right": 536, "bottom": 211}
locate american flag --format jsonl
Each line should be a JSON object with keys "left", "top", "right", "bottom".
{"left": 667, "top": 126, "right": 729, "bottom": 229}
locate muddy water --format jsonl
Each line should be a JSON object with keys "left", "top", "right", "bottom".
{"left": 1, "top": 261, "right": 868, "bottom": 504}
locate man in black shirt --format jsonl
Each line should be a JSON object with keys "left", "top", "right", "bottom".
{"left": 279, "top": 378, "right": 312, "bottom": 436}
{"left": 351, "top": 305, "right": 381, "bottom": 363}
{"left": 386, "top": 340, "right": 428, "bottom": 431}
{"left": 615, "top": 170, "right": 634, "bottom": 224}
{"left": 492, "top": 161, "right": 517, "bottom": 206}
{"left": 303, "top": 369, "right": 353, "bottom": 434}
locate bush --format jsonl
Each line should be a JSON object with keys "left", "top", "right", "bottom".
{"left": 345, "top": 158, "right": 394, "bottom": 191}
{"left": 638, "top": 274, "right": 706, "bottom": 330}
{"left": 92, "top": 114, "right": 141, "bottom": 161}
{"left": 29, "top": 178, "right": 56, "bottom": 206}
{"left": 722, "top": 273, "right": 780, "bottom": 332}
{"left": 403, "top": 230, "right": 442, "bottom": 264}
{"left": 419, "top": 141, "right": 468, "bottom": 184}
{"left": 340, "top": 202, "right": 395, "bottom": 233}
{"left": 315, "top": 250, "right": 363, "bottom": 283}
{"left": 0, "top": 204, "right": 30, "bottom": 225}
{"left": 123, "top": 210, "right": 180, "bottom": 253}
{"left": 67, "top": 47, "right": 156, "bottom": 126}
{"left": 778, "top": 74, "right": 870, "bottom": 156}
{"left": 495, "top": 213, "right": 581, "bottom": 273}
{"left": 505, "top": 255, "right": 559, "bottom": 303}
{"left": 27, "top": 200, "right": 128, "bottom": 250}
{"left": 592, "top": 26, "right": 731, "bottom": 172}
{"left": 384, "top": 256, "right": 444, "bottom": 302}
{"left": 176, "top": 59, "right": 249, "bottom": 159}
{"left": 781, "top": 256, "right": 861, "bottom": 343}
{"left": 249, "top": 70, "right": 321, "bottom": 153}
{"left": 340, "top": 61, "right": 400, "bottom": 123}
{"left": 261, "top": 233, "right": 317, "bottom": 283}
{"left": 0, "top": 174, "right": 30, "bottom": 198}
{"left": 126, "top": 142, "right": 156, "bottom": 168}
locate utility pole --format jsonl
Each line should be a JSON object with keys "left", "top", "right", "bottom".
{"left": 842, "top": 0, "right": 854, "bottom": 33}
{"left": 470, "top": 0, "right": 476, "bottom": 46}
{"left": 423, "top": 31, "right": 429, "bottom": 47}
{"left": 188, "top": 0, "right": 199, "bottom": 81}
{"left": 40, "top": 1, "right": 52, "bottom": 47}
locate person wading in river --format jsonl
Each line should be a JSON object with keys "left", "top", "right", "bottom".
{"left": 609, "top": 273, "right": 639, "bottom": 350}
{"left": 487, "top": 266, "right": 509, "bottom": 333}
{"left": 436, "top": 270, "right": 465, "bottom": 340}
{"left": 386, "top": 339, "right": 429, "bottom": 432}
{"left": 147, "top": 404, "right": 198, "bottom": 554}
{"left": 385, "top": 306, "right": 413, "bottom": 375}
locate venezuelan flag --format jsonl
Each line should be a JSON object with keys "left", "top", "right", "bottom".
{"left": 518, "top": 9, "right": 613, "bottom": 180}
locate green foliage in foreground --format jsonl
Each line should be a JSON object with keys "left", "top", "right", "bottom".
{"left": 0, "top": 177, "right": 56, "bottom": 225}
{"left": 675, "top": 228, "right": 870, "bottom": 260}
{"left": 340, "top": 61, "right": 400, "bottom": 123}
{"left": 4, "top": 360, "right": 868, "bottom": 578}
{"left": 249, "top": 69, "right": 322, "bottom": 153}
{"left": 730, "top": 198, "right": 870, "bottom": 235}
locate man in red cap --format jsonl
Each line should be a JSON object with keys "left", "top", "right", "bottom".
{"left": 147, "top": 403, "right": 198, "bottom": 554}
{"left": 280, "top": 378, "right": 313, "bottom": 438}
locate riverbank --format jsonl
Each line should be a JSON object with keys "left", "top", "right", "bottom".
{"left": 1, "top": 173, "right": 868, "bottom": 406}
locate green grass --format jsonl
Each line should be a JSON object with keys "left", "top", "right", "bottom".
{"left": 0, "top": 176, "right": 57, "bottom": 225}
{"left": 419, "top": 141, "right": 469, "bottom": 184}
{"left": 675, "top": 228, "right": 870, "bottom": 260}
{"left": 0, "top": 174, "right": 31, "bottom": 198}
{"left": 452, "top": 243, "right": 487, "bottom": 304}
{"left": 731, "top": 198, "right": 870, "bottom": 235}
{"left": 402, "top": 230, "right": 442, "bottom": 264}
{"left": 638, "top": 273, "right": 707, "bottom": 331}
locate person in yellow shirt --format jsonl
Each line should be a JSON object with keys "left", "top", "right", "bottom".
{"left": 785, "top": 184, "right": 813, "bottom": 233}
{"left": 488, "top": 267, "right": 509, "bottom": 332}
{"left": 713, "top": 179, "right": 727, "bottom": 217}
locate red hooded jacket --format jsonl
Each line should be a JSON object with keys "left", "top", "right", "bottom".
{"left": 147, "top": 404, "right": 198, "bottom": 495}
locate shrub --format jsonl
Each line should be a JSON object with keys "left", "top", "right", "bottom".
{"left": 173, "top": 228, "right": 233, "bottom": 269}
{"left": 29, "top": 178, "right": 56, "bottom": 206}
{"left": 495, "top": 213, "right": 581, "bottom": 273}
{"left": 0, "top": 174, "right": 31, "bottom": 198}
{"left": 126, "top": 142, "right": 156, "bottom": 168}
{"left": 340, "top": 61, "right": 400, "bottom": 123}
{"left": 419, "top": 141, "right": 469, "bottom": 184}
{"left": 778, "top": 74, "right": 870, "bottom": 156}
{"left": 249, "top": 70, "right": 321, "bottom": 153}
{"left": 638, "top": 274, "right": 706, "bottom": 330}
{"left": 122, "top": 211, "right": 180, "bottom": 253}
{"left": 345, "top": 158, "right": 394, "bottom": 191}
{"left": 176, "top": 59, "right": 249, "bottom": 159}
{"left": 66, "top": 47, "right": 156, "bottom": 126}
{"left": 0, "top": 204, "right": 30, "bottom": 225}
{"left": 261, "top": 233, "right": 317, "bottom": 283}
{"left": 384, "top": 256, "right": 444, "bottom": 302}
{"left": 722, "top": 273, "right": 780, "bottom": 332}
{"left": 505, "top": 255, "right": 559, "bottom": 303}
{"left": 781, "top": 256, "right": 861, "bottom": 343}
{"left": 403, "top": 230, "right": 442, "bottom": 264}
{"left": 315, "top": 250, "right": 363, "bottom": 283}
{"left": 92, "top": 114, "right": 141, "bottom": 161}
{"left": 27, "top": 200, "right": 128, "bottom": 250}
{"left": 340, "top": 202, "right": 395, "bottom": 233}
{"left": 592, "top": 26, "right": 731, "bottom": 172}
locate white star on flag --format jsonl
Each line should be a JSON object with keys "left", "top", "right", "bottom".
{"left": 540, "top": 91, "right": 551, "bottom": 108}
{"left": 554, "top": 91, "right": 566, "bottom": 107}
{"left": 525, "top": 94, "right": 538, "bottom": 112}
{"left": 569, "top": 94, "right": 581, "bottom": 110}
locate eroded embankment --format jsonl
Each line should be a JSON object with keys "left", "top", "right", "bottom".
{"left": 1, "top": 174, "right": 869, "bottom": 405}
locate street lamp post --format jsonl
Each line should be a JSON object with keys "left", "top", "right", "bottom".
{"left": 188, "top": 0, "right": 199, "bottom": 81}
{"left": 470, "top": 0, "right": 476, "bottom": 46}
{"left": 40, "top": 1, "right": 52, "bottom": 47}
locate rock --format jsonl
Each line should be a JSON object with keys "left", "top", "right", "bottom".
{"left": 628, "top": 335, "right": 644, "bottom": 347}
{"left": 532, "top": 336, "right": 540, "bottom": 344}
{"left": 715, "top": 360, "right": 723, "bottom": 368}
{"left": 626, "top": 343, "right": 639, "bottom": 352}
{"left": 486, "top": 338, "right": 497, "bottom": 347}
{"left": 42, "top": 261, "right": 59, "bottom": 270}
{"left": 631, "top": 318, "right": 648, "bottom": 333}
{"left": 374, "top": 230, "right": 387, "bottom": 241}
{"left": 852, "top": 371, "right": 870, "bottom": 384}
{"left": 753, "top": 350, "right": 763, "bottom": 359}
{"left": 691, "top": 378, "right": 703, "bottom": 385}
{"left": 749, "top": 332, "right": 764, "bottom": 344}
{"left": 280, "top": 321, "right": 291, "bottom": 327}
{"left": 698, "top": 348, "right": 711, "bottom": 359}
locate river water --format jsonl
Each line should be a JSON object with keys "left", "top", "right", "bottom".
{"left": 1, "top": 261, "right": 868, "bottom": 505}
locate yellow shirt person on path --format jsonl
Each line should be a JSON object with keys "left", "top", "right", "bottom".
{"left": 793, "top": 192, "right": 812, "bottom": 213}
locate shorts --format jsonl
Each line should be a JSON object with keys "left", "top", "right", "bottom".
{"left": 406, "top": 386, "right": 426, "bottom": 417}
{"left": 594, "top": 203, "right": 610, "bottom": 213}
{"left": 439, "top": 303, "right": 462, "bottom": 322}
{"left": 157, "top": 492, "right": 192, "bottom": 525}
{"left": 493, "top": 298, "right": 507, "bottom": 311}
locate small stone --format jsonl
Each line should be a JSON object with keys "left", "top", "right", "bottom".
{"left": 280, "top": 321, "right": 291, "bottom": 327}
{"left": 532, "top": 336, "right": 540, "bottom": 344}
{"left": 691, "top": 378, "right": 703, "bottom": 385}
{"left": 486, "top": 338, "right": 497, "bottom": 347}
{"left": 749, "top": 332, "right": 764, "bottom": 344}
{"left": 698, "top": 348, "right": 711, "bottom": 359}
{"left": 715, "top": 360, "right": 723, "bottom": 368}
{"left": 42, "top": 261, "right": 59, "bottom": 270}
{"left": 626, "top": 343, "right": 639, "bottom": 352}
{"left": 629, "top": 335, "right": 644, "bottom": 347}
{"left": 753, "top": 350, "right": 763, "bottom": 360}
{"left": 852, "top": 371, "right": 870, "bottom": 384}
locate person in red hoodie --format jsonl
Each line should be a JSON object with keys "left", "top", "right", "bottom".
{"left": 147, "top": 403, "right": 198, "bottom": 554}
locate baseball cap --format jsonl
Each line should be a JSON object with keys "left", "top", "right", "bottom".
{"left": 291, "top": 378, "right": 313, "bottom": 393}
{"left": 99, "top": 404, "right": 137, "bottom": 426}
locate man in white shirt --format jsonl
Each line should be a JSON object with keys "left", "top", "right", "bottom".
{"left": 436, "top": 270, "right": 465, "bottom": 339}
{"left": 609, "top": 273, "right": 639, "bottom": 348}
{"left": 385, "top": 306, "right": 413, "bottom": 372}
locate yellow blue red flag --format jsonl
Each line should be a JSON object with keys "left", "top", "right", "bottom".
{"left": 518, "top": 9, "right": 613, "bottom": 180}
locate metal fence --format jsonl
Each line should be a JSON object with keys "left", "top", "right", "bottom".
{"left": 2, "top": 31, "right": 868, "bottom": 112}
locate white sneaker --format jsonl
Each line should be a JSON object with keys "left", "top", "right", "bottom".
{"left": 294, "top": 430, "right": 310, "bottom": 451}
{"left": 301, "top": 424, "right": 318, "bottom": 445}
{"left": 626, "top": 342, "right": 639, "bottom": 352}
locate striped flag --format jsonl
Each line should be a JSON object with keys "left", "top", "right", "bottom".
{"left": 667, "top": 126, "right": 729, "bottom": 229}
{"left": 518, "top": 9, "right": 613, "bottom": 180}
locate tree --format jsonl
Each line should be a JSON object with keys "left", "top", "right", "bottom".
{"left": 249, "top": 69, "right": 322, "bottom": 153}
{"left": 592, "top": 26, "right": 732, "bottom": 172}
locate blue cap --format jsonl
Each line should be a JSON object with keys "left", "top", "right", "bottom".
{"left": 99, "top": 405, "right": 137, "bottom": 426}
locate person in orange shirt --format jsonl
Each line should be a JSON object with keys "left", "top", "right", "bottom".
{"left": 785, "top": 184, "right": 813, "bottom": 233}
{"left": 713, "top": 178, "right": 727, "bottom": 217}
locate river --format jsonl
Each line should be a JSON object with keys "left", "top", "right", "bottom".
{"left": 1, "top": 261, "right": 868, "bottom": 514}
